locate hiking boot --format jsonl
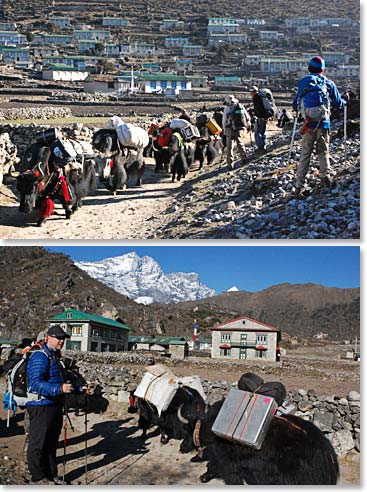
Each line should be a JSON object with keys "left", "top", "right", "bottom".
{"left": 241, "top": 157, "right": 249, "bottom": 165}
{"left": 65, "top": 209, "right": 72, "bottom": 219}
{"left": 227, "top": 163, "right": 235, "bottom": 171}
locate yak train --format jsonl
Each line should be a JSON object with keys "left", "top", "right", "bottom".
{"left": 16, "top": 113, "right": 224, "bottom": 227}
{"left": 128, "top": 365, "right": 339, "bottom": 486}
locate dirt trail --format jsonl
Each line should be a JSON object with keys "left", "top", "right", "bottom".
{"left": 0, "top": 158, "right": 197, "bottom": 240}
{"left": 0, "top": 401, "right": 359, "bottom": 486}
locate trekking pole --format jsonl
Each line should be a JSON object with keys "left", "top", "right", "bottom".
{"left": 343, "top": 103, "right": 347, "bottom": 161}
{"left": 62, "top": 382, "right": 71, "bottom": 484}
{"left": 288, "top": 114, "right": 298, "bottom": 164}
{"left": 84, "top": 389, "right": 89, "bottom": 485}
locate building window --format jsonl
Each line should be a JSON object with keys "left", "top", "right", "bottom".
{"left": 240, "top": 333, "right": 247, "bottom": 344}
{"left": 221, "top": 332, "right": 231, "bottom": 342}
{"left": 171, "top": 81, "right": 177, "bottom": 89}
{"left": 239, "top": 348, "right": 247, "bottom": 359}
{"left": 161, "top": 80, "right": 167, "bottom": 89}
{"left": 66, "top": 312, "right": 72, "bottom": 319}
{"left": 220, "top": 348, "right": 231, "bottom": 357}
{"left": 66, "top": 340, "right": 81, "bottom": 351}
{"left": 72, "top": 325, "right": 82, "bottom": 336}
{"left": 181, "top": 80, "right": 187, "bottom": 89}
{"left": 256, "top": 334, "right": 268, "bottom": 345}
{"left": 90, "top": 341, "right": 98, "bottom": 352}
{"left": 150, "top": 80, "right": 156, "bottom": 89}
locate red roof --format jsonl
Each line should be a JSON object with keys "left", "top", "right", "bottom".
{"left": 211, "top": 315, "right": 279, "bottom": 332}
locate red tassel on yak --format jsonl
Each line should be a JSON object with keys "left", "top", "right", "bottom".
{"left": 60, "top": 175, "right": 72, "bottom": 203}
{"left": 39, "top": 198, "right": 55, "bottom": 218}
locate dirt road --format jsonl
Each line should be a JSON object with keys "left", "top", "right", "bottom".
{"left": 0, "top": 158, "right": 200, "bottom": 240}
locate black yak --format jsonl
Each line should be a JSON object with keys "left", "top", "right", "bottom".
{"left": 129, "top": 385, "right": 206, "bottom": 453}
{"left": 175, "top": 390, "right": 339, "bottom": 484}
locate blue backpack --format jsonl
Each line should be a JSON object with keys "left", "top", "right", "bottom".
{"left": 299, "top": 74, "right": 330, "bottom": 122}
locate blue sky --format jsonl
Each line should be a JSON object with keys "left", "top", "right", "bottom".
{"left": 47, "top": 246, "right": 359, "bottom": 294}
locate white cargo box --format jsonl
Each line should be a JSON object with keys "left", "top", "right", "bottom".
{"left": 134, "top": 364, "right": 206, "bottom": 415}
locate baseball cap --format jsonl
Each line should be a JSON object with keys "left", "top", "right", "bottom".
{"left": 250, "top": 86, "right": 258, "bottom": 92}
{"left": 47, "top": 324, "right": 71, "bottom": 339}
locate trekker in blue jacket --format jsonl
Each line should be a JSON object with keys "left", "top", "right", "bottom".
{"left": 26, "top": 324, "right": 72, "bottom": 485}
{"left": 292, "top": 56, "right": 347, "bottom": 195}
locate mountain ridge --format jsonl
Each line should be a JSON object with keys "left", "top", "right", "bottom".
{"left": 0, "top": 248, "right": 359, "bottom": 342}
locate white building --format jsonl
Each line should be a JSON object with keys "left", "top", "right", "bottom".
{"left": 259, "top": 31, "right": 283, "bottom": 40}
{"left": 165, "top": 37, "right": 189, "bottom": 48}
{"left": 211, "top": 316, "right": 281, "bottom": 361}
{"left": 208, "top": 33, "right": 248, "bottom": 47}
{"left": 49, "top": 309, "right": 131, "bottom": 352}
{"left": 138, "top": 72, "right": 191, "bottom": 94}
{"left": 102, "top": 17, "right": 129, "bottom": 27}
{"left": 43, "top": 65, "right": 89, "bottom": 81}
{"left": 182, "top": 44, "right": 202, "bottom": 57}
{"left": 207, "top": 22, "right": 240, "bottom": 34}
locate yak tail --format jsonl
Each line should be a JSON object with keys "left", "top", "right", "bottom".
{"left": 39, "top": 198, "right": 55, "bottom": 218}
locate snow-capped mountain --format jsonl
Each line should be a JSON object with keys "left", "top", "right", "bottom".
{"left": 75, "top": 252, "right": 216, "bottom": 304}
{"left": 227, "top": 286, "right": 240, "bottom": 292}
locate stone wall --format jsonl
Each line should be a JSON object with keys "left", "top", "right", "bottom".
{"left": 0, "top": 132, "right": 18, "bottom": 186}
{"left": 0, "top": 107, "right": 72, "bottom": 122}
{"left": 66, "top": 350, "right": 360, "bottom": 458}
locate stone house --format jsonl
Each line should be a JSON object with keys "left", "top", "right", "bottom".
{"left": 83, "top": 74, "right": 133, "bottom": 94}
{"left": 211, "top": 316, "right": 281, "bottom": 361}
{"left": 102, "top": 17, "right": 129, "bottom": 27}
{"left": 49, "top": 309, "right": 131, "bottom": 352}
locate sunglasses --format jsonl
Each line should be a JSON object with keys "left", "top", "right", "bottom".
{"left": 50, "top": 335, "right": 66, "bottom": 341}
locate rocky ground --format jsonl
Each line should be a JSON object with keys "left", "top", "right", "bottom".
{"left": 0, "top": 122, "right": 360, "bottom": 240}
{"left": 0, "top": 346, "right": 360, "bottom": 485}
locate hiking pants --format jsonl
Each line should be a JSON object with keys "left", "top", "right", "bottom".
{"left": 225, "top": 129, "right": 247, "bottom": 167}
{"left": 27, "top": 405, "right": 63, "bottom": 482}
{"left": 255, "top": 118, "right": 267, "bottom": 149}
{"left": 296, "top": 127, "right": 330, "bottom": 188}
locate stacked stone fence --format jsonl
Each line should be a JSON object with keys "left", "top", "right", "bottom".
{"left": 65, "top": 350, "right": 360, "bottom": 458}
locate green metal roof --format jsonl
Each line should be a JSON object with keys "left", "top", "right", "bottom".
{"left": 0, "top": 339, "right": 17, "bottom": 345}
{"left": 128, "top": 335, "right": 187, "bottom": 345}
{"left": 45, "top": 64, "right": 88, "bottom": 71}
{"left": 50, "top": 309, "right": 131, "bottom": 331}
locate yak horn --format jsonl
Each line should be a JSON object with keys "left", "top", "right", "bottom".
{"left": 177, "top": 404, "right": 189, "bottom": 425}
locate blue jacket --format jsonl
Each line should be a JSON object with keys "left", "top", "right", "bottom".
{"left": 293, "top": 75, "right": 345, "bottom": 129}
{"left": 26, "top": 343, "right": 65, "bottom": 406}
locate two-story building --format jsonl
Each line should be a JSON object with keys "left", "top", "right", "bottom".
{"left": 74, "top": 30, "right": 110, "bottom": 41}
{"left": 0, "top": 31, "right": 27, "bottom": 45}
{"left": 42, "top": 64, "right": 90, "bottom": 81}
{"left": 0, "top": 45, "right": 30, "bottom": 64}
{"left": 176, "top": 59, "right": 193, "bottom": 73}
{"left": 102, "top": 17, "right": 129, "bottom": 27}
{"left": 49, "top": 309, "right": 131, "bottom": 352}
{"left": 182, "top": 44, "right": 202, "bottom": 57}
{"left": 211, "top": 316, "right": 281, "bottom": 361}
{"left": 208, "top": 33, "right": 248, "bottom": 46}
{"left": 165, "top": 37, "right": 189, "bottom": 48}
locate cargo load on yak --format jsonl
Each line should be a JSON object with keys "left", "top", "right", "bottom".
{"left": 134, "top": 364, "right": 206, "bottom": 416}
{"left": 206, "top": 118, "right": 222, "bottom": 136}
{"left": 211, "top": 373, "right": 290, "bottom": 450}
{"left": 259, "top": 88, "right": 277, "bottom": 118}
{"left": 108, "top": 116, "right": 149, "bottom": 150}
{"left": 212, "top": 388, "right": 278, "bottom": 450}
{"left": 170, "top": 118, "right": 200, "bottom": 142}
{"left": 3, "top": 349, "right": 51, "bottom": 426}
{"left": 157, "top": 127, "right": 173, "bottom": 148}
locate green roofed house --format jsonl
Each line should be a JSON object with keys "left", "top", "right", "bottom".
{"left": 49, "top": 309, "right": 131, "bottom": 352}
{"left": 128, "top": 335, "right": 189, "bottom": 359}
